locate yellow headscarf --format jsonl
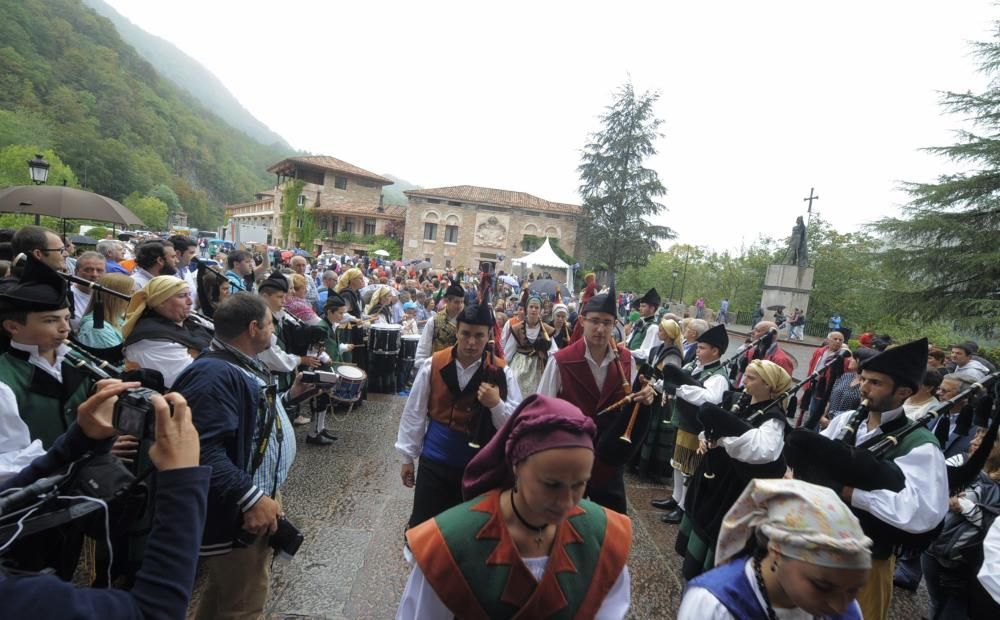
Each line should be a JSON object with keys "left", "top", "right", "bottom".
{"left": 747, "top": 359, "right": 793, "bottom": 395}
{"left": 659, "top": 318, "right": 681, "bottom": 344}
{"left": 335, "top": 268, "right": 362, "bottom": 294}
{"left": 365, "top": 285, "right": 394, "bottom": 315}
{"left": 122, "top": 276, "right": 189, "bottom": 340}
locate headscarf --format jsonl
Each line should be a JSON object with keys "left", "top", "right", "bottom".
{"left": 462, "top": 394, "right": 597, "bottom": 500}
{"left": 552, "top": 303, "right": 569, "bottom": 317}
{"left": 659, "top": 318, "right": 681, "bottom": 344}
{"left": 365, "top": 284, "right": 393, "bottom": 315}
{"left": 335, "top": 267, "right": 362, "bottom": 293}
{"left": 715, "top": 479, "right": 872, "bottom": 570}
{"left": 122, "top": 276, "right": 189, "bottom": 340}
{"left": 747, "top": 359, "right": 793, "bottom": 395}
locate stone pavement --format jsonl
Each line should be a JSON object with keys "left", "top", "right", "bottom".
{"left": 192, "top": 392, "right": 928, "bottom": 619}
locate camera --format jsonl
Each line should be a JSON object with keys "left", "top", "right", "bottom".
{"left": 270, "top": 517, "right": 305, "bottom": 562}
{"left": 113, "top": 387, "right": 161, "bottom": 441}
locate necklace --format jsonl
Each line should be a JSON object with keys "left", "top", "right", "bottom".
{"left": 752, "top": 557, "right": 779, "bottom": 620}
{"left": 510, "top": 490, "right": 548, "bottom": 546}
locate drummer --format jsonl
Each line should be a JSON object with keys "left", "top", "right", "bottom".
{"left": 307, "top": 296, "right": 356, "bottom": 446}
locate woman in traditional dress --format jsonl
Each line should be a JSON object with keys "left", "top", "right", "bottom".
{"left": 676, "top": 359, "right": 792, "bottom": 579}
{"left": 678, "top": 478, "right": 870, "bottom": 620}
{"left": 637, "top": 318, "right": 685, "bottom": 483}
{"left": 398, "top": 394, "right": 632, "bottom": 619}
{"left": 549, "top": 302, "right": 572, "bottom": 349}
{"left": 502, "top": 290, "right": 558, "bottom": 395}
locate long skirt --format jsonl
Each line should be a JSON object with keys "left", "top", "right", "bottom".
{"left": 671, "top": 429, "right": 702, "bottom": 476}
{"left": 509, "top": 352, "right": 545, "bottom": 395}
{"left": 638, "top": 399, "right": 674, "bottom": 479}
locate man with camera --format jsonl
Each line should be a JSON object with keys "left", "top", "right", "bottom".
{"left": 173, "top": 293, "right": 315, "bottom": 619}
{"left": 0, "top": 379, "right": 208, "bottom": 620}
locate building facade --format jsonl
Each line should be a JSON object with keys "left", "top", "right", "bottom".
{"left": 402, "top": 185, "right": 581, "bottom": 273}
{"left": 224, "top": 155, "right": 404, "bottom": 254}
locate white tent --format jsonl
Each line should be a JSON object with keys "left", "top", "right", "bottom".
{"left": 511, "top": 237, "right": 573, "bottom": 290}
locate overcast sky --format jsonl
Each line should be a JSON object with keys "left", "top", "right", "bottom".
{"left": 105, "top": 0, "right": 996, "bottom": 253}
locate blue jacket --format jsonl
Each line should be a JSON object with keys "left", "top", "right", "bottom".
{"left": 173, "top": 356, "right": 263, "bottom": 555}
{"left": 0, "top": 424, "right": 210, "bottom": 620}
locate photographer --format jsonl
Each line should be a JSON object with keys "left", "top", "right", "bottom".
{"left": 173, "top": 293, "right": 314, "bottom": 619}
{"left": 0, "top": 380, "right": 207, "bottom": 620}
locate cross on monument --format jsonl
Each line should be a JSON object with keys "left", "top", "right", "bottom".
{"left": 803, "top": 187, "right": 819, "bottom": 225}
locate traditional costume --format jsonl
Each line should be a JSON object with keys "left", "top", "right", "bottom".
{"left": 676, "top": 359, "right": 791, "bottom": 579}
{"left": 502, "top": 290, "right": 558, "bottom": 396}
{"left": 637, "top": 318, "right": 684, "bottom": 482}
{"left": 626, "top": 288, "right": 661, "bottom": 360}
{"left": 549, "top": 303, "right": 572, "bottom": 350}
{"left": 414, "top": 281, "right": 465, "bottom": 365}
{"left": 333, "top": 268, "right": 366, "bottom": 365}
{"left": 399, "top": 395, "right": 632, "bottom": 619}
{"left": 395, "top": 299, "right": 523, "bottom": 528}
{"left": 679, "top": 479, "right": 870, "bottom": 620}
{"left": 536, "top": 288, "right": 651, "bottom": 514}
{"left": 0, "top": 256, "right": 93, "bottom": 448}
{"left": 786, "top": 338, "right": 949, "bottom": 620}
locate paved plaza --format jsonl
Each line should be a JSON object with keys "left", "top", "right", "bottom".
{"left": 185, "top": 388, "right": 934, "bottom": 619}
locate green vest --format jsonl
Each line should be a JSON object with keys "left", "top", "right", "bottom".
{"left": 320, "top": 319, "right": 344, "bottom": 365}
{"left": 670, "top": 360, "right": 730, "bottom": 434}
{"left": 0, "top": 351, "right": 93, "bottom": 448}
{"left": 627, "top": 316, "right": 655, "bottom": 350}
{"left": 432, "top": 311, "right": 458, "bottom": 353}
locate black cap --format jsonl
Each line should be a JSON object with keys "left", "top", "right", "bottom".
{"left": 0, "top": 254, "right": 68, "bottom": 312}
{"left": 638, "top": 288, "right": 661, "bottom": 307}
{"left": 697, "top": 323, "right": 729, "bottom": 353}
{"left": 583, "top": 286, "right": 617, "bottom": 316}
{"left": 445, "top": 281, "right": 465, "bottom": 298}
{"left": 457, "top": 301, "right": 494, "bottom": 327}
{"left": 860, "top": 337, "right": 928, "bottom": 391}
{"left": 259, "top": 270, "right": 288, "bottom": 293}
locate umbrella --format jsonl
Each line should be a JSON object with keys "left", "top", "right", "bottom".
{"left": 413, "top": 260, "right": 432, "bottom": 270}
{"left": 373, "top": 249, "right": 390, "bottom": 257}
{"left": 68, "top": 234, "right": 98, "bottom": 245}
{"left": 499, "top": 274, "right": 519, "bottom": 288}
{"left": 527, "top": 279, "right": 571, "bottom": 301}
{"left": 293, "top": 248, "right": 311, "bottom": 257}
{"left": 767, "top": 304, "right": 786, "bottom": 311}
{"left": 0, "top": 185, "right": 144, "bottom": 226}
{"left": 392, "top": 260, "right": 404, "bottom": 267}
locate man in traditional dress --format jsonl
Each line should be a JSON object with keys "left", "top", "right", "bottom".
{"left": 653, "top": 323, "right": 730, "bottom": 524}
{"left": 786, "top": 338, "right": 949, "bottom": 620}
{"left": 396, "top": 298, "right": 522, "bottom": 528}
{"left": 413, "top": 280, "right": 465, "bottom": 365}
{"left": 537, "top": 287, "right": 656, "bottom": 513}
{"left": 626, "top": 287, "right": 661, "bottom": 361}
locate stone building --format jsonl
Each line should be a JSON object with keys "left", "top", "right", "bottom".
{"left": 224, "top": 155, "right": 405, "bottom": 254}
{"left": 402, "top": 185, "right": 581, "bottom": 273}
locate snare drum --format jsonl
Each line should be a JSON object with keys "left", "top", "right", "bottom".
{"left": 331, "top": 365, "right": 367, "bottom": 402}
{"left": 370, "top": 324, "right": 402, "bottom": 354}
{"left": 400, "top": 334, "right": 420, "bottom": 361}
{"left": 338, "top": 323, "right": 367, "bottom": 347}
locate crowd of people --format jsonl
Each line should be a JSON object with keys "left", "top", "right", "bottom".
{"left": 0, "top": 223, "right": 998, "bottom": 619}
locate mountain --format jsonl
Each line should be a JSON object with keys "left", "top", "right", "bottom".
{"left": 381, "top": 174, "right": 423, "bottom": 207}
{"left": 0, "top": 0, "right": 292, "bottom": 228}
{"left": 82, "top": 0, "right": 289, "bottom": 149}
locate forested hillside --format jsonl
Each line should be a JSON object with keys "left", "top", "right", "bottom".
{"left": 0, "top": 0, "right": 292, "bottom": 228}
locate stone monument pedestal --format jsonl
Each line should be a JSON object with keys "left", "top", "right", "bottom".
{"left": 760, "top": 264, "right": 813, "bottom": 320}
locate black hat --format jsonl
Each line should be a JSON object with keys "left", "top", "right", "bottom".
{"left": 638, "top": 288, "right": 661, "bottom": 307}
{"left": 457, "top": 301, "right": 494, "bottom": 327}
{"left": 697, "top": 323, "right": 729, "bottom": 353}
{"left": 0, "top": 255, "right": 68, "bottom": 312}
{"left": 860, "top": 337, "right": 928, "bottom": 391}
{"left": 583, "top": 286, "right": 617, "bottom": 316}
{"left": 259, "top": 270, "right": 288, "bottom": 293}
{"left": 445, "top": 281, "right": 465, "bottom": 298}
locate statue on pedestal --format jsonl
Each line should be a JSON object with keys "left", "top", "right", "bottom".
{"left": 785, "top": 216, "right": 808, "bottom": 267}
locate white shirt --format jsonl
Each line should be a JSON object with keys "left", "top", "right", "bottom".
{"left": 9, "top": 340, "right": 69, "bottom": 382}
{"left": 714, "top": 418, "right": 785, "bottom": 465}
{"left": 395, "top": 356, "right": 523, "bottom": 465}
{"left": 628, "top": 318, "right": 661, "bottom": 362}
{"left": 903, "top": 396, "right": 940, "bottom": 420}
{"left": 123, "top": 339, "right": 192, "bottom": 389}
{"left": 397, "top": 556, "right": 630, "bottom": 619}
{"left": 501, "top": 320, "right": 559, "bottom": 361}
{"left": 131, "top": 267, "right": 155, "bottom": 291}
{"left": 0, "top": 382, "right": 46, "bottom": 483}
{"left": 820, "top": 407, "right": 949, "bottom": 533}
{"left": 675, "top": 364, "right": 729, "bottom": 408}
{"left": 978, "top": 517, "right": 1000, "bottom": 604}
{"left": 537, "top": 342, "right": 638, "bottom": 398}
{"left": 414, "top": 312, "right": 457, "bottom": 366}
{"left": 71, "top": 285, "right": 92, "bottom": 330}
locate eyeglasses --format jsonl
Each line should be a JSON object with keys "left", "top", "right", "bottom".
{"left": 39, "top": 247, "right": 68, "bottom": 254}
{"left": 583, "top": 318, "right": 616, "bottom": 329}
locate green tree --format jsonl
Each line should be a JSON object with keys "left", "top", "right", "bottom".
{"left": 578, "top": 81, "right": 673, "bottom": 288}
{"left": 123, "top": 192, "right": 167, "bottom": 230}
{"left": 0, "top": 144, "right": 78, "bottom": 188}
{"left": 148, "top": 183, "right": 181, "bottom": 214}
{"left": 872, "top": 25, "right": 1000, "bottom": 334}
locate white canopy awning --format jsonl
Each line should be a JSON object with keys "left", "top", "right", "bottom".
{"left": 511, "top": 238, "right": 573, "bottom": 291}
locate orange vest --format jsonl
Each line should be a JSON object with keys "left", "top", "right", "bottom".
{"left": 428, "top": 347, "right": 507, "bottom": 433}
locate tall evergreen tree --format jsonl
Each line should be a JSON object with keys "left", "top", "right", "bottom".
{"left": 578, "top": 82, "right": 673, "bottom": 288}
{"left": 873, "top": 26, "right": 1000, "bottom": 332}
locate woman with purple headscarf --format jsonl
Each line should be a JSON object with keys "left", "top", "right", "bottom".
{"left": 396, "top": 394, "right": 632, "bottom": 619}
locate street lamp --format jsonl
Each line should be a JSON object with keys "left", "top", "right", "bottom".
{"left": 27, "top": 153, "right": 50, "bottom": 225}
{"left": 669, "top": 268, "right": 679, "bottom": 302}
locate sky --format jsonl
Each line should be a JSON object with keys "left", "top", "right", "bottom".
{"left": 104, "top": 0, "right": 998, "bottom": 253}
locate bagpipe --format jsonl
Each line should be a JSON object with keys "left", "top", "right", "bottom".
{"left": 64, "top": 339, "right": 124, "bottom": 380}
{"left": 279, "top": 312, "right": 327, "bottom": 357}
{"left": 592, "top": 334, "right": 653, "bottom": 468}
{"left": 721, "top": 327, "right": 778, "bottom": 379}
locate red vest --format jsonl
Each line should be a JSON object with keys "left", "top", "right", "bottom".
{"left": 553, "top": 338, "right": 632, "bottom": 422}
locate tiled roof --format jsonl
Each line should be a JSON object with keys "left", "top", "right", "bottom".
{"left": 312, "top": 203, "right": 406, "bottom": 219}
{"left": 404, "top": 185, "right": 581, "bottom": 216}
{"left": 267, "top": 156, "right": 393, "bottom": 185}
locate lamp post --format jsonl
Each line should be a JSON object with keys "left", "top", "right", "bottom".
{"left": 669, "top": 268, "right": 679, "bottom": 303}
{"left": 27, "top": 153, "right": 50, "bottom": 225}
